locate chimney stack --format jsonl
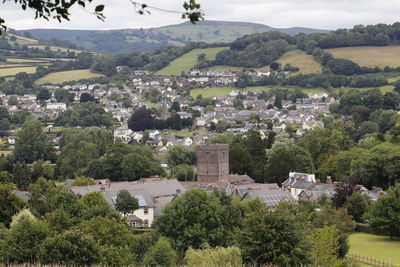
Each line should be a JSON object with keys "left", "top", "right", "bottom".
{"left": 326, "top": 176, "right": 333, "bottom": 185}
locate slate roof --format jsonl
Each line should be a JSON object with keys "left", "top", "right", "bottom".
{"left": 228, "top": 174, "right": 255, "bottom": 185}
{"left": 234, "top": 183, "right": 280, "bottom": 198}
{"left": 102, "top": 189, "right": 155, "bottom": 208}
{"left": 181, "top": 181, "right": 235, "bottom": 195}
{"left": 13, "top": 190, "right": 31, "bottom": 201}
{"left": 245, "top": 189, "right": 296, "bottom": 207}
{"left": 68, "top": 178, "right": 186, "bottom": 198}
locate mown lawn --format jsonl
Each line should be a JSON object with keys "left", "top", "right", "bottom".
{"left": 36, "top": 69, "right": 104, "bottom": 84}
{"left": 325, "top": 46, "right": 400, "bottom": 68}
{"left": 190, "top": 87, "right": 235, "bottom": 98}
{"left": 155, "top": 47, "right": 229, "bottom": 76}
{"left": 349, "top": 233, "right": 400, "bottom": 264}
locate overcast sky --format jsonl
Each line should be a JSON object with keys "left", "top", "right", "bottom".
{"left": 2, "top": 0, "right": 400, "bottom": 30}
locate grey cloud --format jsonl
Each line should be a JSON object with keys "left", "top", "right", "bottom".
{"left": 1, "top": 0, "right": 399, "bottom": 30}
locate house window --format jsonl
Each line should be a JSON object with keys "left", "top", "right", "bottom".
{"left": 144, "top": 207, "right": 149, "bottom": 215}
{"left": 144, "top": 219, "right": 149, "bottom": 226}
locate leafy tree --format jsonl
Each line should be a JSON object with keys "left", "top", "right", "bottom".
{"left": 345, "top": 192, "right": 371, "bottom": 222}
{"left": 79, "top": 216, "right": 132, "bottom": 247}
{"left": 266, "top": 145, "right": 314, "bottom": 184}
{"left": 7, "top": 95, "right": 18, "bottom": 105}
{"left": 28, "top": 177, "right": 60, "bottom": 217}
{"left": 12, "top": 163, "right": 32, "bottom": 190}
{"left": 10, "top": 208, "right": 36, "bottom": 227}
{"left": 155, "top": 188, "right": 233, "bottom": 253}
{"left": 165, "top": 145, "right": 196, "bottom": 166}
{"left": 185, "top": 246, "right": 242, "bottom": 267}
{"left": 237, "top": 203, "right": 310, "bottom": 265}
{"left": 128, "top": 107, "right": 154, "bottom": 131}
{"left": 310, "top": 226, "right": 341, "bottom": 266}
{"left": 0, "top": 184, "right": 25, "bottom": 226}
{"left": 365, "top": 183, "right": 400, "bottom": 239}
{"left": 71, "top": 176, "right": 95, "bottom": 186}
{"left": 55, "top": 102, "right": 114, "bottom": 128}
{"left": 36, "top": 89, "right": 51, "bottom": 101}
{"left": 173, "top": 164, "right": 195, "bottom": 181}
{"left": 312, "top": 205, "right": 356, "bottom": 258}
{"left": 121, "top": 152, "right": 165, "bottom": 180}
{"left": 115, "top": 190, "right": 139, "bottom": 216}
{"left": 0, "top": 171, "right": 13, "bottom": 184}
{"left": 79, "top": 92, "right": 96, "bottom": 102}
{"left": 14, "top": 119, "right": 54, "bottom": 164}
{"left": 229, "top": 145, "right": 252, "bottom": 175}
{"left": 299, "top": 126, "right": 353, "bottom": 168}
{"left": 55, "top": 88, "right": 74, "bottom": 104}
{"left": 331, "top": 178, "right": 357, "bottom": 208}
{"left": 31, "top": 160, "right": 54, "bottom": 181}
{"left": 170, "top": 101, "right": 181, "bottom": 112}
{"left": 39, "top": 230, "right": 100, "bottom": 265}
{"left": 79, "top": 192, "right": 117, "bottom": 219}
{"left": 0, "top": 216, "right": 49, "bottom": 263}
{"left": 142, "top": 237, "right": 176, "bottom": 267}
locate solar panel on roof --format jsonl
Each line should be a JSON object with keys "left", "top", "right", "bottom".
{"left": 134, "top": 195, "right": 147, "bottom": 207}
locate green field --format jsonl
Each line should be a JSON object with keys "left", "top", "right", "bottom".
{"left": 36, "top": 69, "right": 104, "bottom": 84}
{"left": 203, "top": 65, "right": 244, "bottom": 72}
{"left": 347, "top": 85, "right": 394, "bottom": 93}
{"left": 0, "top": 66, "right": 37, "bottom": 76}
{"left": 326, "top": 46, "right": 400, "bottom": 68}
{"left": 190, "top": 87, "right": 235, "bottom": 98}
{"left": 155, "top": 47, "right": 229, "bottom": 76}
{"left": 349, "top": 233, "right": 400, "bottom": 265}
{"left": 248, "top": 86, "right": 328, "bottom": 94}
{"left": 190, "top": 86, "right": 328, "bottom": 98}
{"left": 6, "top": 58, "right": 47, "bottom": 63}
{"left": 277, "top": 50, "right": 323, "bottom": 74}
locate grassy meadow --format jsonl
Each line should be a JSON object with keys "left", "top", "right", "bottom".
{"left": 190, "top": 86, "right": 329, "bottom": 98}
{"left": 190, "top": 87, "right": 236, "bottom": 98}
{"left": 0, "top": 57, "right": 75, "bottom": 78}
{"left": 0, "top": 66, "right": 37, "bottom": 77}
{"left": 155, "top": 47, "right": 229, "bottom": 76}
{"left": 348, "top": 233, "right": 400, "bottom": 265}
{"left": 36, "top": 69, "right": 104, "bottom": 84}
{"left": 325, "top": 46, "right": 400, "bottom": 68}
{"left": 277, "top": 50, "right": 322, "bottom": 74}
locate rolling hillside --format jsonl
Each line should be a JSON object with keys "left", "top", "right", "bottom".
{"left": 0, "top": 33, "right": 79, "bottom": 79}
{"left": 276, "top": 50, "right": 322, "bottom": 74}
{"left": 19, "top": 20, "right": 329, "bottom": 53}
{"left": 155, "top": 47, "right": 229, "bottom": 76}
{"left": 325, "top": 46, "right": 400, "bottom": 68}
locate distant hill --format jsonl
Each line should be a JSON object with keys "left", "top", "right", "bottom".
{"left": 18, "top": 20, "right": 329, "bottom": 53}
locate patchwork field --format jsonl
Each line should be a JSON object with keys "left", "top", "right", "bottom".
{"left": 0, "top": 57, "right": 74, "bottom": 78}
{"left": 277, "top": 50, "right": 323, "bottom": 74}
{"left": 155, "top": 47, "right": 229, "bottom": 76}
{"left": 325, "top": 46, "right": 400, "bottom": 68}
{"left": 6, "top": 58, "right": 47, "bottom": 63}
{"left": 348, "top": 233, "right": 400, "bottom": 265}
{"left": 0, "top": 66, "right": 37, "bottom": 76}
{"left": 36, "top": 69, "right": 104, "bottom": 84}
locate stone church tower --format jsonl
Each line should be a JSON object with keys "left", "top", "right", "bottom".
{"left": 197, "top": 140, "right": 229, "bottom": 182}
